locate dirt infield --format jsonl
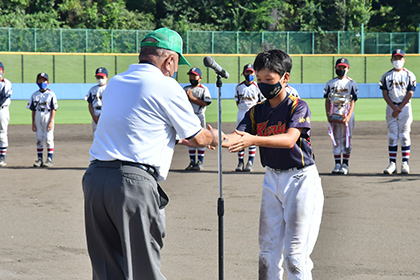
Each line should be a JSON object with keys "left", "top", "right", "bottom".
{"left": 1, "top": 121, "right": 420, "bottom": 280}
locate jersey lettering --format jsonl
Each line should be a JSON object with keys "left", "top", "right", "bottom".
{"left": 257, "top": 121, "right": 287, "bottom": 136}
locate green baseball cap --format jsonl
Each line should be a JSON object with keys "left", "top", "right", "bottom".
{"left": 141, "top": 27, "right": 191, "bottom": 67}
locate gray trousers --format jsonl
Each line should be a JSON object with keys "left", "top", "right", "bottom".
{"left": 82, "top": 160, "right": 167, "bottom": 280}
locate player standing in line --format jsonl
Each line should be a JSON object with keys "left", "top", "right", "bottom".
{"left": 380, "top": 49, "right": 416, "bottom": 174}
{"left": 223, "top": 49, "right": 324, "bottom": 280}
{"left": 184, "top": 67, "right": 212, "bottom": 171}
{"left": 234, "top": 63, "right": 264, "bottom": 172}
{"left": 285, "top": 84, "right": 299, "bottom": 98}
{"left": 27, "top": 73, "right": 58, "bottom": 168}
{"left": 86, "top": 67, "right": 108, "bottom": 134}
{"left": 0, "top": 62, "right": 12, "bottom": 167}
{"left": 323, "top": 58, "right": 358, "bottom": 174}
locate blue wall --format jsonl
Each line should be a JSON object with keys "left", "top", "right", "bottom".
{"left": 11, "top": 83, "right": 393, "bottom": 100}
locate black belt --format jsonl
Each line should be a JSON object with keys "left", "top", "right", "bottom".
{"left": 0, "top": 105, "right": 8, "bottom": 109}
{"left": 268, "top": 165, "right": 307, "bottom": 172}
{"left": 94, "top": 107, "right": 102, "bottom": 110}
{"left": 393, "top": 102, "right": 402, "bottom": 106}
{"left": 37, "top": 108, "right": 51, "bottom": 112}
{"left": 91, "top": 160, "right": 158, "bottom": 180}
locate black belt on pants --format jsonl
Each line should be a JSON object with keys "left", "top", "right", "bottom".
{"left": 91, "top": 160, "right": 159, "bottom": 180}
{"left": 393, "top": 102, "right": 402, "bottom": 106}
{"left": 37, "top": 108, "right": 51, "bottom": 112}
{"left": 94, "top": 106, "right": 102, "bottom": 110}
{"left": 90, "top": 160, "right": 168, "bottom": 209}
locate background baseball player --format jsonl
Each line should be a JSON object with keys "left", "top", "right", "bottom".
{"left": 234, "top": 63, "right": 264, "bottom": 172}
{"left": 324, "top": 58, "right": 358, "bottom": 174}
{"left": 0, "top": 62, "right": 12, "bottom": 167}
{"left": 27, "top": 73, "right": 58, "bottom": 168}
{"left": 183, "top": 67, "right": 212, "bottom": 171}
{"left": 223, "top": 49, "right": 324, "bottom": 280}
{"left": 86, "top": 67, "right": 108, "bottom": 134}
{"left": 285, "top": 84, "right": 299, "bottom": 98}
{"left": 380, "top": 49, "right": 416, "bottom": 174}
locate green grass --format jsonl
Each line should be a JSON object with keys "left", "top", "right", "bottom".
{"left": 9, "top": 98, "right": 420, "bottom": 125}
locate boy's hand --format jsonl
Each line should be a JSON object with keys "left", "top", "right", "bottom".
{"left": 186, "top": 88, "right": 193, "bottom": 100}
{"left": 392, "top": 106, "right": 401, "bottom": 118}
{"left": 228, "top": 130, "right": 255, "bottom": 152}
{"left": 32, "top": 123, "right": 36, "bottom": 132}
{"left": 47, "top": 122, "right": 53, "bottom": 131}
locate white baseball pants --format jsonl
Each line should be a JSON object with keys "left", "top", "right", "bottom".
{"left": 386, "top": 103, "right": 412, "bottom": 147}
{"left": 91, "top": 108, "right": 101, "bottom": 134}
{"left": 35, "top": 111, "right": 54, "bottom": 150}
{"left": 259, "top": 165, "right": 324, "bottom": 280}
{"left": 0, "top": 105, "right": 10, "bottom": 147}
{"left": 330, "top": 113, "right": 355, "bottom": 155}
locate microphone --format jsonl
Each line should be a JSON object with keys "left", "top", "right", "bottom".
{"left": 203, "top": 56, "right": 230, "bottom": 79}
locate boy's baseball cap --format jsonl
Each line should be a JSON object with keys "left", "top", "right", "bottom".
{"left": 392, "top": 49, "right": 405, "bottom": 58}
{"left": 37, "top": 72, "right": 49, "bottom": 81}
{"left": 95, "top": 67, "right": 108, "bottom": 77}
{"left": 141, "top": 27, "right": 191, "bottom": 67}
{"left": 243, "top": 63, "right": 254, "bottom": 74}
{"left": 187, "top": 67, "right": 202, "bottom": 77}
{"left": 0, "top": 62, "right": 4, "bottom": 71}
{"left": 335, "top": 58, "right": 349, "bottom": 67}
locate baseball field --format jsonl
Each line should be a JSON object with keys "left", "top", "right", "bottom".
{"left": 1, "top": 118, "right": 420, "bottom": 279}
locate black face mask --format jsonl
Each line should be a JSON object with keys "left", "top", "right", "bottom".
{"left": 335, "top": 69, "right": 347, "bottom": 77}
{"left": 258, "top": 82, "right": 282, "bottom": 100}
{"left": 190, "top": 79, "right": 199, "bottom": 86}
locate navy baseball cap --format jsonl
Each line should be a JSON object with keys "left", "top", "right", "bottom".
{"left": 243, "top": 63, "right": 254, "bottom": 74}
{"left": 187, "top": 67, "right": 202, "bottom": 77}
{"left": 0, "top": 62, "right": 4, "bottom": 71}
{"left": 95, "top": 67, "right": 108, "bottom": 77}
{"left": 37, "top": 72, "right": 49, "bottom": 81}
{"left": 335, "top": 58, "right": 349, "bottom": 67}
{"left": 392, "top": 49, "right": 405, "bottom": 58}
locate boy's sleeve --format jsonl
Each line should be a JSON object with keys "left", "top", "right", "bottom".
{"left": 379, "top": 73, "right": 388, "bottom": 90}
{"left": 236, "top": 106, "right": 256, "bottom": 135}
{"left": 26, "top": 94, "right": 35, "bottom": 111}
{"left": 288, "top": 100, "right": 311, "bottom": 130}
{"left": 203, "top": 86, "right": 212, "bottom": 105}
{"left": 86, "top": 88, "right": 93, "bottom": 103}
{"left": 351, "top": 81, "right": 359, "bottom": 101}
{"left": 323, "top": 82, "right": 330, "bottom": 98}
{"left": 51, "top": 92, "right": 58, "bottom": 110}
{"left": 407, "top": 71, "right": 416, "bottom": 92}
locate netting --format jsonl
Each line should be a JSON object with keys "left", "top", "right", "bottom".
{"left": 0, "top": 28, "right": 418, "bottom": 54}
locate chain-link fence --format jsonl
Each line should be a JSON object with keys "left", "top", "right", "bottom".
{"left": 0, "top": 27, "right": 419, "bottom": 54}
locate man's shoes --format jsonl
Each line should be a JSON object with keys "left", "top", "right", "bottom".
{"left": 384, "top": 162, "right": 397, "bottom": 174}
{"left": 185, "top": 161, "right": 195, "bottom": 171}
{"left": 235, "top": 162, "right": 244, "bottom": 172}
{"left": 0, "top": 158, "right": 6, "bottom": 167}
{"left": 243, "top": 161, "right": 254, "bottom": 172}
{"left": 332, "top": 163, "right": 341, "bottom": 174}
{"left": 192, "top": 161, "right": 203, "bottom": 171}
{"left": 43, "top": 158, "right": 53, "bottom": 168}
{"left": 339, "top": 163, "right": 349, "bottom": 175}
{"left": 401, "top": 161, "right": 410, "bottom": 174}
{"left": 33, "top": 159, "right": 43, "bottom": 167}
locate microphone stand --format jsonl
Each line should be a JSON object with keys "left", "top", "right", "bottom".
{"left": 216, "top": 74, "right": 224, "bottom": 280}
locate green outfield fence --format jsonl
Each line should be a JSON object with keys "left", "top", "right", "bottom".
{"left": 1, "top": 25, "right": 420, "bottom": 55}
{"left": 2, "top": 52, "right": 420, "bottom": 85}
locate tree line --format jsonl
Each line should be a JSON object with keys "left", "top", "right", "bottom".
{"left": 0, "top": 0, "right": 419, "bottom": 32}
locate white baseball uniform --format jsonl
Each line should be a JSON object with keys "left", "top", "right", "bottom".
{"left": 0, "top": 78, "right": 12, "bottom": 154}
{"left": 285, "top": 85, "right": 299, "bottom": 98}
{"left": 235, "top": 81, "right": 264, "bottom": 125}
{"left": 183, "top": 84, "right": 211, "bottom": 127}
{"left": 86, "top": 84, "right": 107, "bottom": 133}
{"left": 379, "top": 68, "right": 416, "bottom": 147}
{"left": 27, "top": 89, "right": 58, "bottom": 155}
{"left": 323, "top": 76, "right": 358, "bottom": 155}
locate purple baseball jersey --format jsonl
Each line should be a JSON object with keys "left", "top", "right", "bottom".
{"left": 237, "top": 94, "right": 315, "bottom": 170}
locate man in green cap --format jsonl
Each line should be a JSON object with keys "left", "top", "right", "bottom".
{"left": 82, "top": 27, "right": 221, "bottom": 280}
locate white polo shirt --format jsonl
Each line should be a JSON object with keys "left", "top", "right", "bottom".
{"left": 90, "top": 63, "right": 202, "bottom": 181}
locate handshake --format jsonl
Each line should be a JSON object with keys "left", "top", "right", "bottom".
{"left": 178, "top": 124, "right": 254, "bottom": 153}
